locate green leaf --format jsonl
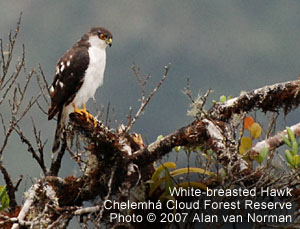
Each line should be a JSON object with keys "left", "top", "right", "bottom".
{"left": 0, "top": 186, "right": 7, "bottom": 201}
{"left": 282, "top": 135, "right": 292, "bottom": 148}
{"left": 149, "top": 162, "right": 176, "bottom": 196}
{"left": 174, "top": 146, "right": 181, "bottom": 152}
{"left": 0, "top": 186, "right": 9, "bottom": 211}
{"left": 156, "top": 135, "right": 164, "bottom": 141}
{"left": 164, "top": 169, "right": 173, "bottom": 196}
{"left": 220, "top": 95, "right": 227, "bottom": 103}
{"left": 254, "top": 155, "right": 263, "bottom": 164}
{"left": 170, "top": 167, "right": 216, "bottom": 177}
{"left": 285, "top": 150, "right": 294, "bottom": 167}
{"left": 149, "top": 162, "right": 177, "bottom": 196}
{"left": 0, "top": 195, "right": 9, "bottom": 210}
{"left": 239, "top": 137, "right": 252, "bottom": 154}
{"left": 259, "top": 147, "right": 268, "bottom": 161}
{"left": 287, "top": 127, "right": 296, "bottom": 144}
{"left": 291, "top": 141, "right": 299, "bottom": 155}
{"left": 150, "top": 162, "right": 176, "bottom": 189}
{"left": 250, "top": 122, "right": 262, "bottom": 139}
{"left": 254, "top": 147, "right": 269, "bottom": 164}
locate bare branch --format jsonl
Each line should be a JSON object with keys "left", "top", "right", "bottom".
{"left": 251, "top": 122, "right": 300, "bottom": 155}
{"left": 0, "top": 44, "right": 25, "bottom": 91}
{"left": 183, "top": 77, "right": 195, "bottom": 103}
{"left": 125, "top": 64, "right": 170, "bottom": 132}
{"left": 0, "top": 113, "right": 6, "bottom": 134}
{"left": 0, "top": 12, "right": 22, "bottom": 82}
{"left": 49, "top": 134, "right": 67, "bottom": 176}
{"left": 36, "top": 99, "right": 48, "bottom": 115}
{"left": 0, "top": 92, "right": 42, "bottom": 158}
{"left": 14, "top": 124, "right": 47, "bottom": 175}
{"left": 36, "top": 65, "right": 50, "bottom": 105}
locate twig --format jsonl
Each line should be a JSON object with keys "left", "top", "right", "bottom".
{"left": 14, "top": 175, "right": 23, "bottom": 191}
{"left": 125, "top": 64, "right": 170, "bottom": 132}
{"left": 36, "top": 99, "right": 48, "bottom": 115}
{"left": 0, "top": 44, "right": 25, "bottom": 91}
{"left": 36, "top": 66, "right": 50, "bottom": 106}
{"left": 183, "top": 77, "right": 195, "bottom": 103}
{"left": 49, "top": 133, "right": 67, "bottom": 176}
{"left": 74, "top": 205, "right": 101, "bottom": 215}
{"left": 0, "top": 65, "right": 23, "bottom": 106}
{"left": 31, "top": 118, "right": 47, "bottom": 171}
{"left": 11, "top": 69, "right": 34, "bottom": 115}
{"left": 14, "top": 124, "right": 47, "bottom": 175}
{"left": 0, "top": 13, "right": 22, "bottom": 83}
{"left": 0, "top": 92, "right": 42, "bottom": 157}
{"left": 0, "top": 113, "right": 6, "bottom": 134}
{"left": 266, "top": 112, "right": 278, "bottom": 138}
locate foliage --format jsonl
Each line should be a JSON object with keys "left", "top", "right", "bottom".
{"left": 212, "top": 95, "right": 233, "bottom": 104}
{"left": 149, "top": 162, "right": 215, "bottom": 200}
{"left": 239, "top": 116, "right": 268, "bottom": 164}
{"left": 283, "top": 127, "right": 300, "bottom": 168}
{"left": 0, "top": 186, "right": 9, "bottom": 211}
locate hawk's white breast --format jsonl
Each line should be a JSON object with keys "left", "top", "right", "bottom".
{"left": 63, "top": 36, "right": 107, "bottom": 116}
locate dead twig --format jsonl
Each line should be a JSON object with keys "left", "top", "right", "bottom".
{"left": 14, "top": 124, "right": 47, "bottom": 176}
{"left": 125, "top": 64, "right": 170, "bottom": 133}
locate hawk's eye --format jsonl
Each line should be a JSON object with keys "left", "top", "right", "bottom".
{"left": 99, "top": 33, "right": 106, "bottom": 40}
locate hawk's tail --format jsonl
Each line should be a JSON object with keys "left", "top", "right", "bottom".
{"left": 52, "top": 110, "right": 66, "bottom": 154}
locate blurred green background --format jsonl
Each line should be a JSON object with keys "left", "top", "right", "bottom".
{"left": 0, "top": 0, "right": 300, "bottom": 209}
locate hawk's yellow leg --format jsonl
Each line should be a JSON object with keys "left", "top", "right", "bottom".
{"left": 72, "top": 103, "right": 98, "bottom": 127}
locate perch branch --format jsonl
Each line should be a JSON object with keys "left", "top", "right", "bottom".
{"left": 211, "top": 80, "right": 300, "bottom": 120}
{"left": 251, "top": 122, "right": 300, "bottom": 154}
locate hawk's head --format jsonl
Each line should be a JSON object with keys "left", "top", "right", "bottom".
{"left": 84, "top": 27, "right": 113, "bottom": 49}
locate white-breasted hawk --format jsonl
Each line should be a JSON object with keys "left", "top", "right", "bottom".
{"left": 48, "top": 27, "right": 113, "bottom": 153}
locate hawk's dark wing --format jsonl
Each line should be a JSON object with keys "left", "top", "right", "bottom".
{"left": 48, "top": 42, "right": 90, "bottom": 120}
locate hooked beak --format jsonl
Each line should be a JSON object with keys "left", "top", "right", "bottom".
{"left": 106, "top": 38, "right": 112, "bottom": 47}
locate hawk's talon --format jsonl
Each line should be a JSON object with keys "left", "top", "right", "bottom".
{"left": 93, "top": 118, "right": 98, "bottom": 128}
{"left": 72, "top": 103, "right": 98, "bottom": 127}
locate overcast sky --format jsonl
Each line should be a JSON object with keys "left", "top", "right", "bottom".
{"left": 1, "top": 0, "right": 300, "bottom": 209}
